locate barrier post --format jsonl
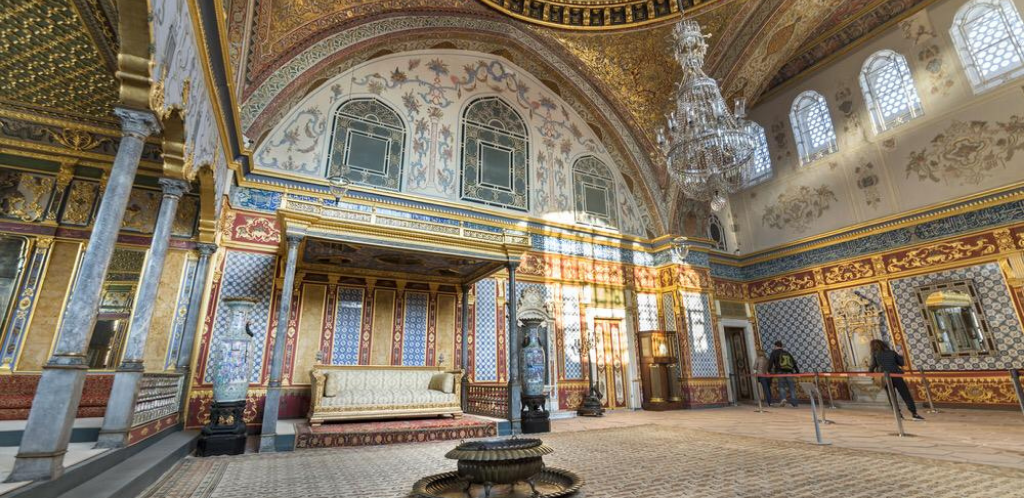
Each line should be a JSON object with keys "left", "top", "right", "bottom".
{"left": 884, "top": 372, "right": 907, "bottom": 437}
{"left": 919, "top": 371, "right": 939, "bottom": 414}
{"left": 824, "top": 373, "right": 837, "bottom": 409}
{"left": 1010, "top": 369, "right": 1024, "bottom": 417}
{"left": 728, "top": 373, "right": 739, "bottom": 406}
{"left": 799, "top": 382, "right": 830, "bottom": 446}
{"left": 752, "top": 374, "right": 767, "bottom": 413}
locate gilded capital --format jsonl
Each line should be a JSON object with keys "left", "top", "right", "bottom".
{"left": 114, "top": 107, "right": 161, "bottom": 139}
{"left": 158, "top": 178, "right": 191, "bottom": 199}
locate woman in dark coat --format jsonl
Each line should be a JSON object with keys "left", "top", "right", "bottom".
{"left": 869, "top": 339, "right": 924, "bottom": 421}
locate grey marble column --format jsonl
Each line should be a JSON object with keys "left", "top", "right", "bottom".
{"left": 96, "top": 178, "right": 189, "bottom": 449}
{"left": 259, "top": 233, "right": 303, "bottom": 452}
{"left": 460, "top": 286, "right": 470, "bottom": 412}
{"left": 507, "top": 262, "right": 522, "bottom": 433}
{"left": 175, "top": 243, "right": 217, "bottom": 372}
{"left": 7, "top": 108, "right": 159, "bottom": 482}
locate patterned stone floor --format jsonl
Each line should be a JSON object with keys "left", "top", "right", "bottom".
{"left": 143, "top": 419, "right": 1024, "bottom": 498}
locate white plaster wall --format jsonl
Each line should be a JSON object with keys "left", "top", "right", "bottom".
{"left": 733, "top": 0, "right": 1024, "bottom": 253}
{"left": 151, "top": 0, "right": 231, "bottom": 213}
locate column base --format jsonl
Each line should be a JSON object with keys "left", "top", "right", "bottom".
{"left": 95, "top": 370, "right": 144, "bottom": 449}
{"left": 258, "top": 434, "right": 277, "bottom": 453}
{"left": 7, "top": 367, "right": 88, "bottom": 482}
{"left": 4, "top": 452, "right": 67, "bottom": 483}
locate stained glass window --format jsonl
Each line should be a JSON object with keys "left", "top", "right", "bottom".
{"left": 790, "top": 91, "right": 838, "bottom": 166}
{"left": 951, "top": 0, "right": 1024, "bottom": 93}
{"left": 461, "top": 98, "right": 529, "bottom": 211}
{"left": 860, "top": 50, "right": 924, "bottom": 133}
{"left": 708, "top": 214, "right": 727, "bottom": 251}
{"left": 572, "top": 156, "right": 618, "bottom": 228}
{"left": 328, "top": 98, "right": 405, "bottom": 191}
{"left": 743, "top": 121, "right": 772, "bottom": 187}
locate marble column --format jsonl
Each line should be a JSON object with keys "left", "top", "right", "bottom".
{"left": 96, "top": 178, "right": 189, "bottom": 449}
{"left": 259, "top": 234, "right": 303, "bottom": 452}
{"left": 175, "top": 243, "right": 217, "bottom": 372}
{"left": 460, "top": 286, "right": 470, "bottom": 412}
{"left": 7, "top": 108, "right": 159, "bottom": 482}
{"left": 507, "top": 262, "right": 522, "bottom": 433}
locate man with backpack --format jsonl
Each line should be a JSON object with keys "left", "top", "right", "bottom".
{"left": 769, "top": 341, "right": 800, "bottom": 407}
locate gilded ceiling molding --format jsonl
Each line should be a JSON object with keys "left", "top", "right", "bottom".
{"left": 719, "top": 0, "right": 843, "bottom": 103}
{"left": 0, "top": 1, "right": 120, "bottom": 120}
{"left": 765, "top": 0, "right": 936, "bottom": 95}
{"left": 240, "top": 15, "right": 669, "bottom": 232}
{"left": 476, "top": 0, "right": 682, "bottom": 30}
{"left": 115, "top": 0, "right": 153, "bottom": 111}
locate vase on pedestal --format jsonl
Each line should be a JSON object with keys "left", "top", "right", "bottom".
{"left": 517, "top": 287, "right": 552, "bottom": 433}
{"left": 198, "top": 297, "right": 257, "bottom": 457}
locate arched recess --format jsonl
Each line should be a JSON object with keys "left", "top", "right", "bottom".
{"left": 240, "top": 16, "right": 667, "bottom": 235}
{"left": 572, "top": 156, "right": 619, "bottom": 229}
{"left": 116, "top": 0, "right": 153, "bottom": 109}
{"left": 327, "top": 98, "right": 407, "bottom": 191}
{"left": 251, "top": 50, "right": 653, "bottom": 236}
{"left": 459, "top": 97, "right": 530, "bottom": 212}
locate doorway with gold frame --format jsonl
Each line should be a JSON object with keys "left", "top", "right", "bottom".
{"left": 592, "top": 318, "right": 629, "bottom": 409}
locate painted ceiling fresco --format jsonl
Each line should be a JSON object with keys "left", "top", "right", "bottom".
{"left": 230, "top": 0, "right": 930, "bottom": 144}
{"left": 0, "top": 0, "right": 120, "bottom": 127}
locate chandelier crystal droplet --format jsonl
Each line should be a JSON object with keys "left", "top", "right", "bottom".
{"left": 657, "top": 20, "right": 757, "bottom": 211}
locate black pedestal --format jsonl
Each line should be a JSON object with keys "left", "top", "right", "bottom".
{"left": 197, "top": 400, "right": 247, "bottom": 456}
{"left": 521, "top": 394, "right": 550, "bottom": 433}
{"left": 577, "top": 386, "right": 605, "bottom": 417}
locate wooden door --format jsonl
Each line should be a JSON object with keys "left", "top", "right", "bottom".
{"left": 593, "top": 319, "right": 628, "bottom": 408}
{"left": 725, "top": 327, "right": 752, "bottom": 400}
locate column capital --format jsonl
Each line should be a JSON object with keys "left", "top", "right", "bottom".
{"left": 196, "top": 242, "right": 218, "bottom": 256}
{"left": 114, "top": 107, "right": 161, "bottom": 139}
{"left": 158, "top": 178, "right": 190, "bottom": 199}
{"left": 285, "top": 233, "right": 304, "bottom": 247}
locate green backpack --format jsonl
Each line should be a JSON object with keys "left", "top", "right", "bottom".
{"left": 778, "top": 352, "right": 796, "bottom": 372}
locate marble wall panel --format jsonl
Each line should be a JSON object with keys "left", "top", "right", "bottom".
{"left": 292, "top": 284, "right": 326, "bottom": 384}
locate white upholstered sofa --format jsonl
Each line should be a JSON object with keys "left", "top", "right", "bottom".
{"left": 308, "top": 365, "right": 463, "bottom": 426}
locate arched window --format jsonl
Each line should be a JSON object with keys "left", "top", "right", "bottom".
{"left": 790, "top": 91, "right": 838, "bottom": 166}
{"left": 327, "top": 99, "right": 406, "bottom": 191}
{"left": 460, "top": 98, "right": 529, "bottom": 211}
{"left": 707, "top": 214, "right": 727, "bottom": 251}
{"left": 572, "top": 156, "right": 618, "bottom": 228}
{"left": 859, "top": 50, "right": 924, "bottom": 132}
{"left": 951, "top": 0, "right": 1024, "bottom": 93}
{"left": 743, "top": 121, "right": 772, "bottom": 187}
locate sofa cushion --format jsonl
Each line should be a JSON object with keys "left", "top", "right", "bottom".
{"left": 323, "top": 372, "right": 343, "bottom": 397}
{"left": 428, "top": 372, "right": 455, "bottom": 394}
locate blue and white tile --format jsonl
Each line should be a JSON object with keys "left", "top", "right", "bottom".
{"left": 889, "top": 263, "right": 1024, "bottom": 370}
{"left": 637, "top": 293, "right": 659, "bottom": 331}
{"left": 332, "top": 287, "right": 364, "bottom": 365}
{"left": 205, "top": 250, "right": 277, "bottom": 383}
{"left": 754, "top": 295, "right": 833, "bottom": 372}
{"left": 474, "top": 279, "right": 498, "bottom": 382}
{"left": 402, "top": 291, "right": 429, "bottom": 366}
{"left": 682, "top": 292, "right": 719, "bottom": 377}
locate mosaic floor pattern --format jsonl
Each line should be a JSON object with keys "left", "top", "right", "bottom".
{"left": 143, "top": 424, "right": 1024, "bottom": 498}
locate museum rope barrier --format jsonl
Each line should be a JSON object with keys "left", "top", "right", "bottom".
{"left": 753, "top": 369, "right": 1024, "bottom": 438}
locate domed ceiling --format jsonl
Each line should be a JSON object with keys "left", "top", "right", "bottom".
{"left": 229, "top": 0, "right": 931, "bottom": 146}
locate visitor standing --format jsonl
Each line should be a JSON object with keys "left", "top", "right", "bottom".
{"left": 769, "top": 341, "right": 799, "bottom": 407}
{"left": 869, "top": 339, "right": 924, "bottom": 421}
{"left": 753, "top": 350, "right": 773, "bottom": 406}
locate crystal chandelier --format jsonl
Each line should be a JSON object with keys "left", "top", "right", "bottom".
{"left": 657, "top": 19, "right": 757, "bottom": 212}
